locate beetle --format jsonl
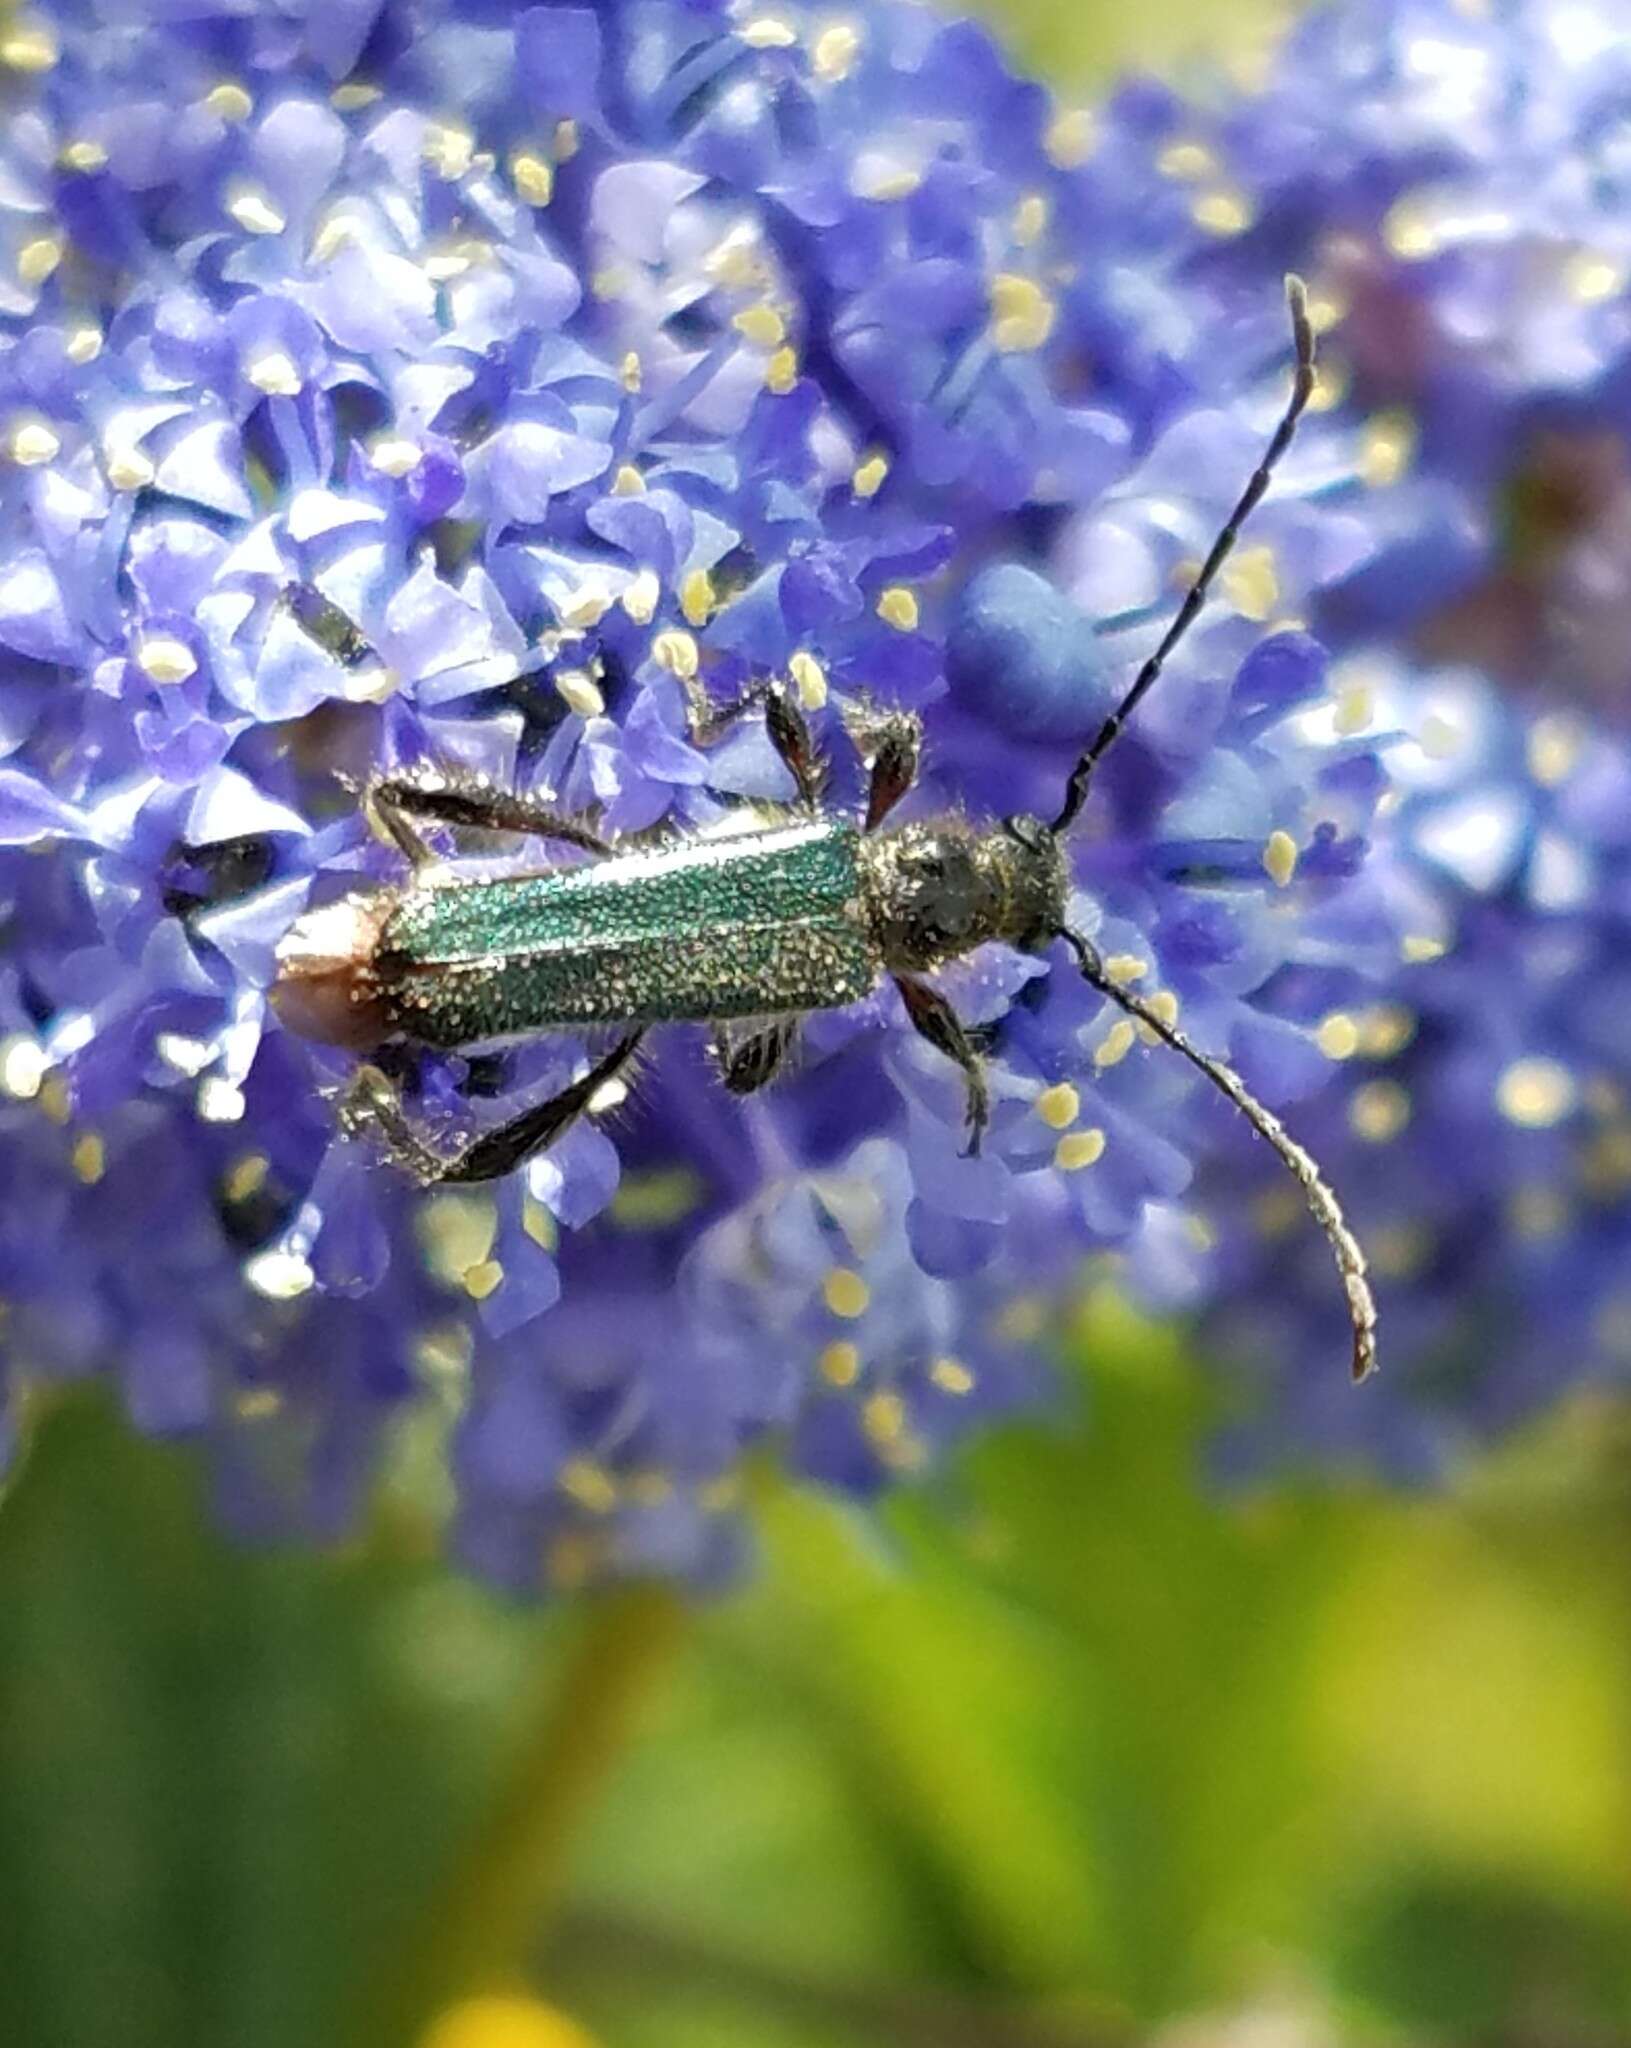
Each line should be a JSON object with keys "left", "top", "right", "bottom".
{"left": 273, "top": 278, "right": 1376, "bottom": 1381}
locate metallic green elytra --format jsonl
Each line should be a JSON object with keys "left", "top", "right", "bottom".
{"left": 273, "top": 280, "right": 1379, "bottom": 1379}
{"left": 379, "top": 818, "right": 879, "bottom": 1045}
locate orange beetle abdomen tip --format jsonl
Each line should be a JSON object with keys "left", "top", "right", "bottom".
{"left": 270, "top": 894, "right": 393, "bottom": 1049}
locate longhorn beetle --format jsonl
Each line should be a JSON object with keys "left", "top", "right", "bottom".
{"left": 274, "top": 277, "right": 1376, "bottom": 1382}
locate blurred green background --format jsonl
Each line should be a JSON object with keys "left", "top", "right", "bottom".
{"left": 9, "top": 5, "right": 1631, "bottom": 2046}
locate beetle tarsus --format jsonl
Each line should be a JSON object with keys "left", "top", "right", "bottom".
{"left": 343, "top": 1034, "right": 645, "bottom": 1187}
{"left": 894, "top": 973, "right": 990, "bottom": 1156}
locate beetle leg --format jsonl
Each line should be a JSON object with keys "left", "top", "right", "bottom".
{"left": 845, "top": 705, "right": 923, "bottom": 831}
{"left": 342, "top": 1032, "right": 644, "bottom": 1186}
{"left": 682, "top": 675, "right": 826, "bottom": 808}
{"left": 712, "top": 1019, "right": 800, "bottom": 1095}
{"left": 364, "top": 765, "right": 611, "bottom": 868}
{"left": 893, "top": 975, "right": 989, "bottom": 1156}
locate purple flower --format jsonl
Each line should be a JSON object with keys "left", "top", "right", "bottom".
{"left": 0, "top": 0, "right": 1393, "bottom": 1588}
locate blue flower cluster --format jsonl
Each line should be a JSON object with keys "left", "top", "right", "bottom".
{"left": 0, "top": 0, "right": 1412, "bottom": 1585}
{"left": 1071, "top": 0, "right": 1631, "bottom": 1464}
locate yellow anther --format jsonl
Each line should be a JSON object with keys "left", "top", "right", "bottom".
{"left": 861, "top": 1390, "right": 906, "bottom": 1443}
{"left": 330, "top": 82, "right": 382, "bottom": 112}
{"left": 1034, "top": 1082, "right": 1080, "bottom": 1130}
{"left": 1383, "top": 190, "right": 1440, "bottom": 261}
{"left": 877, "top": 586, "right": 919, "bottom": 631}
{"left": 18, "top": 236, "right": 64, "bottom": 288}
{"left": 1094, "top": 1020, "right": 1136, "bottom": 1069}
{"left": 989, "top": 272, "right": 1055, "bottom": 353}
{"left": 1157, "top": 140, "right": 1217, "bottom": 180}
{"left": 997, "top": 1295, "right": 1047, "bottom": 1343}
{"left": 611, "top": 463, "right": 645, "bottom": 496}
{"left": 1104, "top": 953, "right": 1148, "bottom": 984}
{"left": 0, "top": 1037, "right": 46, "bottom": 1102}
{"left": 418, "top": 1191, "right": 497, "bottom": 1281}
{"left": 1044, "top": 108, "right": 1095, "bottom": 169}
{"left": 224, "top": 1154, "right": 270, "bottom": 1204}
{"left": 66, "top": 325, "right": 103, "bottom": 364}
{"left": 765, "top": 346, "right": 799, "bottom": 393}
{"left": 732, "top": 303, "right": 786, "bottom": 348}
{"left": 1359, "top": 409, "right": 1416, "bottom": 488}
{"left": 1262, "top": 830, "right": 1298, "bottom": 887}
{"left": 929, "top": 1356, "right": 975, "bottom": 1396}
{"left": 1012, "top": 192, "right": 1048, "bottom": 248}
{"left": 740, "top": 16, "right": 798, "bottom": 47}
{"left": 1333, "top": 683, "right": 1373, "bottom": 736}
{"left": 311, "top": 212, "right": 358, "bottom": 263}
{"left": 651, "top": 629, "right": 699, "bottom": 679}
{"left": 246, "top": 349, "right": 303, "bottom": 396}
{"left": 1221, "top": 544, "right": 1278, "bottom": 621}
{"left": 590, "top": 266, "right": 628, "bottom": 302}
{"left": 554, "top": 120, "right": 580, "bottom": 161}
{"left": 1308, "top": 359, "right": 1349, "bottom": 413}
{"left": 823, "top": 1267, "right": 870, "bottom": 1319}
{"left": 203, "top": 81, "right": 253, "bottom": 121}
{"left": 560, "top": 1458, "right": 618, "bottom": 1514}
{"left": 522, "top": 1196, "right": 557, "bottom": 1252}
{"left": 244, "top": 1247, "right": 316, "bottom": 1300}
{"left": 852, "top": 452, "right": 889, "bottom": 498}
{"left": 137, "top": 638, "right": 198, "bottom": 686}
{"left": 1054, "top": 1128, "right": 1107, "bottom": 1171}
{"left": 1192, "top": 188, "right": 1254, "bottom": 236}
{"left": 424, "top": 122, "right": 476, "bottom": 180}
{"left": 554, "top": 669, "right": 604, "bottom": 718}
{"left": 1, "top": 23, "right": 58, "bottom": 72}
{"left": 680, "top": 569, "right": 715, "bottom": 627}
{"left": 1402, "top": 933, "right": 1448, "bottom": 964}
{"left": 620, "top": 351, "right": 642, "bottom": 393}
{"left": 1349, "top": 1079, "right": 1411, "bottom": 1142}
{"left": 71, "top": 1133, "right": 105, "bottom": 1184}
{"left": 622, "top": 569, "right": 661, "bottom": 625}
{"left": 38, "top": 1074, "right": 72, "bottom": 1125}
{"left": 1528, "top": 714, "right": 1583, "bottom": 788}
{"left": 370, "top": 436, "right": 421, "bottom": 478}
{"left": 819, "top": 1341, "right": 861, "bottom": 1387}
{"left": 235, "top": 1388, "right": 284, "bottom": 1421}
{"left": 1317, "top": 1012, "right": 1361, "bottom": 1060}
{"left": 511, "top": 151, "right": 555, "bottom": 205}
{"left": 10, "top": 419, "right": 60, "bottom": 466}
{"left": 61, "top": 140, "right": 109, "bottom": 173}
{"left": 1565, "top": 250, "right": 1626, "bottom": 304}
{"left": 226, "top": 186, "right": 286, "bottom": 235}
{"left": 461, "top": 1259, "right": 504, "bottom": 1301}
{"left": 1418, "top": 712, "right": 1464, "bottom": 759}
{"left": 1356, "top": 1004, "right": 1416, "bottom": 1058}
{"left": 1496, "top": 1056, "right": 1577, "bottom": 1129}
{"left": 788, "top": 650, "right": 828, "bottom": 709}
{"left": 812, "top": 21, "right": 862, "bottom": 80}
{"left": 851, "top": 162, "right": 921, "bottom": 202}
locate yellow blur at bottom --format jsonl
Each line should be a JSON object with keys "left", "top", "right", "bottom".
{"left": 419, "top": 1992, "right": 601, "bottom": 2048}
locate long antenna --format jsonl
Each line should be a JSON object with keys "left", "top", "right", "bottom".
{"left": 1051, "top": 275, "right": 1318, "bottom": 835}
{"left": 1058, "top": 927, "right": 1376, "bottom": 1382}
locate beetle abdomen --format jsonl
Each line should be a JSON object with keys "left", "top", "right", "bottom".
{"left": 376, "top": 817, "right": 880, "bottom": 1047}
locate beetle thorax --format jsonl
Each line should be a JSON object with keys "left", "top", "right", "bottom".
{"left": 858, "top": 816, "right": 1067, "bottom": 974}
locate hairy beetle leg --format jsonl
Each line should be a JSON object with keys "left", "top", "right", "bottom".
{"left": 341, "top": 1033, "right": 645, "bottom": 1187}
{"left": 894, "top": 974, "right": 990, "bottom": 1156}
